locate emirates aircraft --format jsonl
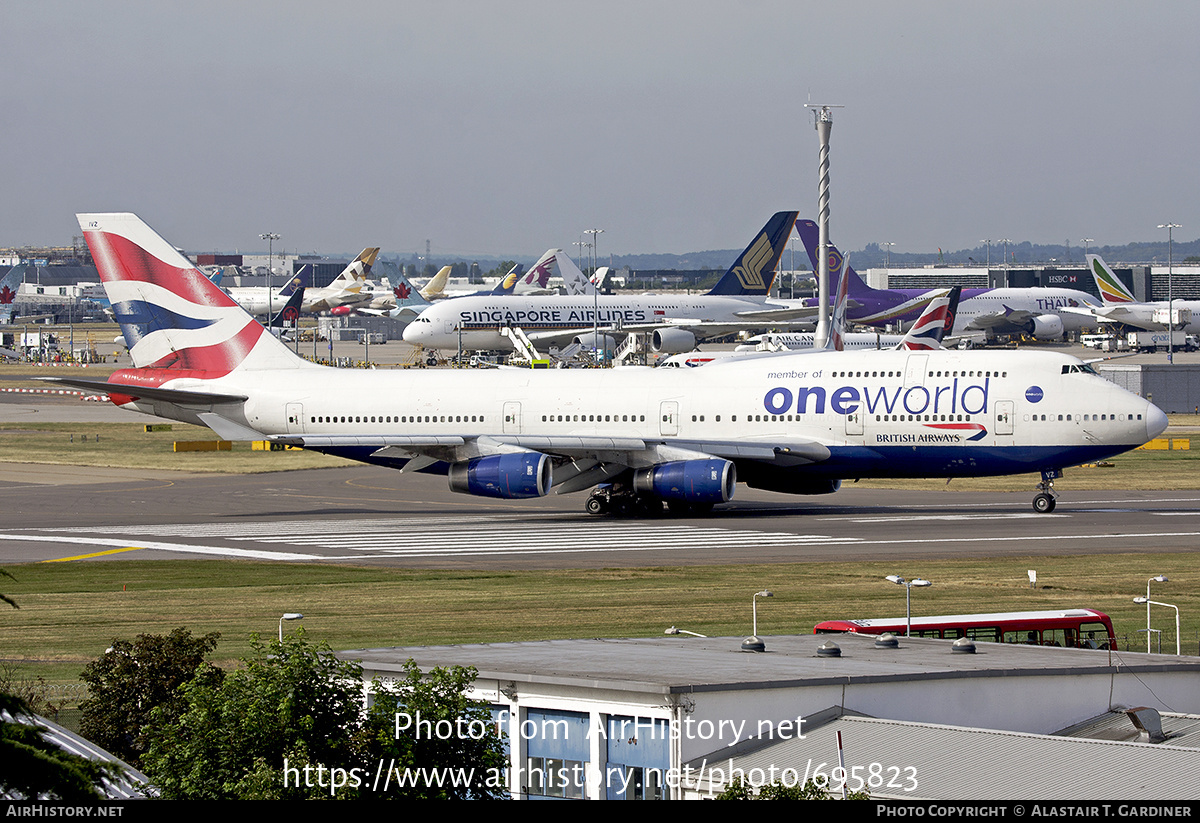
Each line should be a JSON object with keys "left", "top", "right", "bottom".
{"left": 52, "top": 213, "right": 1166, "bottom": 516}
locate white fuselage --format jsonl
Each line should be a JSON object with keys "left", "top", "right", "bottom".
{"left": 134, "top": 348, "right": 1163, "bottom": 485}
{"left": 401, "top": 293, "right": 783, "bottom": 351}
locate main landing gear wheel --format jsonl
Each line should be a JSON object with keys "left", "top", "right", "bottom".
{"left": 1031, "top": 469, "right": 1062, "bottom": 514}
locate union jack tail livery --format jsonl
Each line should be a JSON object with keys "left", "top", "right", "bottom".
{"left": 76, "top": 212, "right": 306, "bottom": 377}
{"left": 899, "top": 286, "right": 961, "bottom": 350}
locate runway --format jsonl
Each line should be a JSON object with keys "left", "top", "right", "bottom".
{"left": 2, "top": 462, "right": 1197, "bottom": 568}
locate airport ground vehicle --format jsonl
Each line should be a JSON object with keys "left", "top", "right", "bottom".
{"left": 814, "top": 608, "right": 1117, "bottom": 649}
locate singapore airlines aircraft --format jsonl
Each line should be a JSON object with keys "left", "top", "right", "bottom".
{"left": 402, "top": 212, "right": 815, "bottom": 354}
{"left": 53, "top": 213, "right": 1165, "bottom": 517}
{"left": 795, "top": 220, "right": 1102, "bottom": 341}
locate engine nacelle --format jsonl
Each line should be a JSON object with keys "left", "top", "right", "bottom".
{"left": 448, "top": 452, "right": 552, "bottom": 499}
{"left": 330, "top": 305, "right": 354, "bottom": 316}
{"left": 651, "top": 328, "right": 697, "bottom": 354}
{"left": 572, "top": 333, "right": 616, "bottom": 353}
{"left": 742, "top": 469, "right": 841, "bottom": 496}
{"left": 1025, "top": 314, "right": 1064, "bottom": 340}
{"left": 633, "top": 459, "right": 736, "bottom": 503}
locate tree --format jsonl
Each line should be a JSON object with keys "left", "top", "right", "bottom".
{"left": 142, "top": 631, "right": 507, "bottom": 799}
{"left": 715, "top": 774, "right": 870, "bottom": 800}
{"left": 79, "top": 628, "right": 221, "bottom": 769}
{"left": 143, "top": 630, "right": 363, "bottom": 799}
{"left": 359, "top": 660, "right": 508, "bottom": 799}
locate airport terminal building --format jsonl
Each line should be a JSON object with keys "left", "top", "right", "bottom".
{"left": 343, "top": 633, "right": 1200, "bottom": 800}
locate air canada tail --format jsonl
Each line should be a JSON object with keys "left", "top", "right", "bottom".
{"left": 1087, "top": 254, "right": 1137, "bottom": 305}
{"left": 707, "top": 211, "right": 798, "bottom": 296}
{"left": 898, "top": 286, "right": 961, "bottom": 350}
{"left": 76, "top": 213, "right": 306, "bottom": 375}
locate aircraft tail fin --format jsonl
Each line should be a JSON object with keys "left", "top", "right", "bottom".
{"left": 794, "top": 218, "right": 875, "bottom": 302}
{"left": 555, "top": 250, "right": 597, "bottom": 295}
{"left": 331, "top": 248, "right": 381, "bottom": 284}
{"left": 898, "top": 286, "right": 961, "bottom": 350}
{"left": 420, "top": 265, "right": 452, "bottom": 300}
{"left": 1087, "top": 254, "right": 1137, "bottom": 305}
{"left": 516, "top": 249, "right": 559, "bottom": 293}
{"left": 77, "top": 213, "right": 306, "bottom": 375}
{"left": 491, "top": 263, "right": 526, "bottom": 295}
{"left": 267, "top": 284, "right": 305, "bottom": 329}
{"left": 707, "top": 211, "right": 798, "bottom": 296}
{"left": 278, "top": 264, "right": 311, "bottom": 298}
{"left": 827, "top": 252, "right": 852, "bottom": 351}
{"left": 0, "top": 263, "right": 30, "bottom": 308}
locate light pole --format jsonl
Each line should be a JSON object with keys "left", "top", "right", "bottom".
{"left": 1143, "top": 575, "right": 1168, "bottom": 652}
{"left": 1081, "top": 238, "right": 1093, "bottom": 259}
{"left": 742, "top": 590, "right": 774, "bottom": 652}
{"left": 883, "top": 242, "right": 896, "bottom": 269}
{"left": 1134, "top": 597, "right": 1180, "bottom": 656}
{"left": 585, "top": 229, "right": 604, "bottom": 364}
{"left": 981, "top": 239, "right": 992, "bottom": 269}
{"left": 885, "top": 575, "right": 932, "bottom": 636}
{"left": 260, "top": 232, "right": 280, "bottom": 320}
{"left": 1157, "top": 223, "right": 1180, "bottom": 364}
{"left": 279, "top": 612, "right": 303, "bottom": 642}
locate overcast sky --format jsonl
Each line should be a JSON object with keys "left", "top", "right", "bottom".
{"left": 3, "top": 1, "right": 1198, "bottom": 260}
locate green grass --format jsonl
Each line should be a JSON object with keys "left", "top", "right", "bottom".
{"left": 0, "top": 422, "right": 349, "bottom": 472}
{"left": 3, "top": 554, "right": 1197, "bottom": 687}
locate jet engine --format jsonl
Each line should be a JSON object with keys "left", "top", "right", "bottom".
{"left": 572, "top": 333, "right": 617, "bottom": 353}
{"left": 448, "top": 452, "right": 552, "bottom": 499}
{"left": 651, "top": 328, "right": 697, "bottom": 354}
{"left": 1024, "top": 314, "right": 1065, "bottom": 341}
{"left": 633, "top": 459, "right": 736, "bottom": 503}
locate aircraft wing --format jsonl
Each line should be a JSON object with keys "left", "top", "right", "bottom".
{"left": 271, "top": 431, "right": 833, "bottom": 492}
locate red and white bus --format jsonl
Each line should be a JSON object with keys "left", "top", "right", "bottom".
{"left": 813, "top": 608, "right": 1117, "bottom": 649}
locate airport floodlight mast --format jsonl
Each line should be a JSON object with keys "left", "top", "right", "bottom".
{"left": 260, "top": 232, "right": 279, "bottom": 319}
{"left": 885, "top": 575, "right": 932, "bottom": 636}
{"left": 1158, "top": 223, "right": 1181, "bottom": 364}
{"left": 981, "top": 240, "right": 992, "bottom": 268}
{"left": 883, "top": 242, "right": 896, "bottom": 269}
{"left": 585, "top": 229, "right": 603, "bottom": 363}
{"left": 1081, "top": 238, "right": 1094, "bottom": 258}
{"left": 805, "top": 102, "right": 843, "bottom": 349}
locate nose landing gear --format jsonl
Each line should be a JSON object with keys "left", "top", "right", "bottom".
{"left": 1032, "top": 469, "right": 1062, "bottom": 513}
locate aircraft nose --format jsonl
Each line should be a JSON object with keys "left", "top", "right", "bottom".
{"left": 401, "top": 322, "right": 423, "bottom": 345}
{"left": 1145, "top": 402, "right": 1168, "bottom": 441}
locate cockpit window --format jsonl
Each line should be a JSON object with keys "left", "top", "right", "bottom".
{"left": 1062, "top": 364, "right": 1099, "bottom": 375}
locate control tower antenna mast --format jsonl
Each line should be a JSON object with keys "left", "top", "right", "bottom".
{"left": 804, "top": 103, "right": 843, "bottom": 349}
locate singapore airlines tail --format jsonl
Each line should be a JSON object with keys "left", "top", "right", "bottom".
{"left": 705, "top": 211, "right": 797, "bottom": 297}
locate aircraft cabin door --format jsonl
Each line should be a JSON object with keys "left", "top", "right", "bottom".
{"left": 285, "top": 402, "right": 305, "bottom": 434}
{"left": 845, "top": 408, "right": 863, "bottom": 437}
{"left": 660, "top": 401, "right": 679, "bottom": 436}
{"left": 995, "top": 400, "right": 1014, "bottom": 435}
{"left": 903, "top": 354, "right": 929, "bottom": 387}
{"left": 503, "top": 401, "right": 522, "bottom": 434}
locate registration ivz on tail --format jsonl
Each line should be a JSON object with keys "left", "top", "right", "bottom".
{"left": 52, "top": 213, "right": 1166, "bottom": 516}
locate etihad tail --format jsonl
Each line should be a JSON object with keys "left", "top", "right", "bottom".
{"left": 1087, "top": 254, "right": 1137, "bottom": 305}
{"left": 331, "top": 248, "right": 381, "bottom": 285}
{"left": 899, "top": 286, "right": 961, "bottom": 350}
{"left": 707, "top": 211, "right": 798, "bottom": 297}
{"left": 77, "top": 212, "right": 305, "bottom": 375}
